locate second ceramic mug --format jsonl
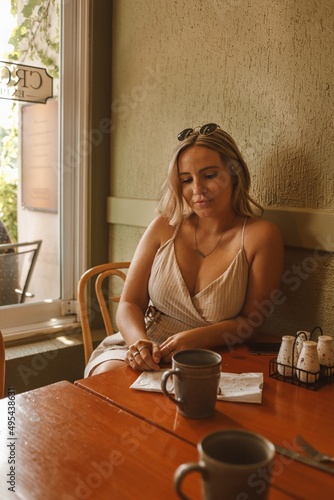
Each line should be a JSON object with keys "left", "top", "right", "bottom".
{"left": 174, "top": 430, "right": 275, "bottom": 500}
{"left": 160, "top": 349, "right": 221, "bottom": 419}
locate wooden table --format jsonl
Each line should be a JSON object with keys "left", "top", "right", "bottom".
{"left": 75, "top": 343, "right": 334, "bottom": 499}
{"left": 0, "top": 381, "right": 201, "bottom": 500}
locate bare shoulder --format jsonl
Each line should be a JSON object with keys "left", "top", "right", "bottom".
{"left": 244, "top": 217, "right": 284, "bottom": 259}
{"left": 129, "top": 216, "right": 174, "bottom": 276}
{"left": 136, "top": 216, "right": 175, "bottom": 254}
{"left": 145, "top": 216, "right": 175, "bottom": 243}
{"left": 246, "top": 217, "right": 282, "bottom": 240}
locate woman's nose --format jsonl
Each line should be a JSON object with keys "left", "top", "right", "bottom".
{"left": 193, "top": 178, "right": 206, "bottom": 194}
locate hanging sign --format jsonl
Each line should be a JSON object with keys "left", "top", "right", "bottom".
{"left": 0, "top": 60, "right": 53, "bottom": 104}
{"left": 21, "top": 99, "right": 58, "bottom": 212}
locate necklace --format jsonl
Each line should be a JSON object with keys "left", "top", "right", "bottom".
{"left": 194, "top": 215, "right": 236, "bottom": 259}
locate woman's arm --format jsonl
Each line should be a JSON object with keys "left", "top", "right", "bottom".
{"left": 159, "top": 219, "right": 284, "bottom": 359}
{"left": 116, "top": 216, "right": 173, "bottom": 368}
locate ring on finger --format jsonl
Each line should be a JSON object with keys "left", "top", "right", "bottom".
{"left": 133, "top": 351, "right": 140, "bottom": 358}
{"left": 139, "top": 346, "right": 149, "bottom": 353}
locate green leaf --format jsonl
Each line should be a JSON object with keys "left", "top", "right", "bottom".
{"left": 10, "top": 0, "right": 17, "bottom": 16}
{"left": 22, "top": 0, "right": 42, "bottom": 19}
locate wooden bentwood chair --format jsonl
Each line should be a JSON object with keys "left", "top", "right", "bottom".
{"left": 77, "top": 262, "right": 130, "bottom": 365}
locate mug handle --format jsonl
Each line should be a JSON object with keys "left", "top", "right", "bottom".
{"left": 161, "top": 368, "right": 182, "bottom": 405}
{"left": 174, "top": 462, "right": 206, "bottom": 499}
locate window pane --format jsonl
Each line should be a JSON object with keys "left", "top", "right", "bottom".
{"left": 1, "top": 0, "right": 90, "bottom": 338}
{"left": 0, "top": 0, "right": 60, "bottom": 306}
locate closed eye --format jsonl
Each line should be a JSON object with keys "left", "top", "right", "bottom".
{"left": 179, "top": 167, "right": 220, "bottom": 184}
{"left": 205, "top": 172, "right": 218, "bottom": 179}
{"left": 180, "top": 177, "right": 193, "bottom": 184}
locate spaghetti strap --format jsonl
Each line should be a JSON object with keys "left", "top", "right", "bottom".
{"left": 156, "top": 221, "right": 181, "bottom": 256}
{"left": 171, "top": 222, "right": 182, "bottom": 241}
{"left": 241, "top": 217, "right": 248, "bottom": 249}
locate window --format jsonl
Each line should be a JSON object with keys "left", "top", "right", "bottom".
{"left": 1, "top": 0, "right": 91, "bottom": 340}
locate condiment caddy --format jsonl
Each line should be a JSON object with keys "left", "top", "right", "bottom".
{"left": 269, "top": 327, "right": 334, "bottom": 390}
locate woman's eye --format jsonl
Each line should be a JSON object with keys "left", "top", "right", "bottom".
{"left": 180, "top": 177, "right": 192, "bottom": 184}
{"left": 205, "top": 172, "right": 217, "bottom": 179}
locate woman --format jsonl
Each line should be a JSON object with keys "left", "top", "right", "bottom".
{"left": 85, "top": 123, "right": 284, "bottom": 376}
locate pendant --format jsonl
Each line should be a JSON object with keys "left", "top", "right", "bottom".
{"left": 194, "top": 248, "right": 207, "bottom": 258}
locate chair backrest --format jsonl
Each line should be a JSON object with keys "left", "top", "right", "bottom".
{"left": 0, "top": 330, "right": 5, "bottom": 399}
{"left": 0, "top": 240, "right": 42, "bottom": 305}
{"left": 78, "top": 262, "right": 130, "bottom": 365}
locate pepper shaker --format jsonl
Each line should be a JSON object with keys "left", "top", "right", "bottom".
{"left": 295, "top": 330, "right": 311, "bottom": 357}
{"left": 277, "top": 336, "right": 297, "bottom": 377}
{"left": 317, "top": 335, "right": 334, "bottom": 375}
{"left": 296, "top": 341, "right": 320, "bottom": 383}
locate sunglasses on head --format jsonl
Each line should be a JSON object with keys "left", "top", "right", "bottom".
{"left": 177, "top": 123, "right": 220, "bottom": 142}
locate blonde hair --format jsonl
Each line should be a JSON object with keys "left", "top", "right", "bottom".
{"left": 157, "top": 127, "right": 263, "bottom": 225}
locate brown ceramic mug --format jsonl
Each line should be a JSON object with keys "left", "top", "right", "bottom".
{"left": 160, "top": 349, "right": 221, "bottom": 419}
{"left": 174, "top": 430, "right": 275, "bottom": 500}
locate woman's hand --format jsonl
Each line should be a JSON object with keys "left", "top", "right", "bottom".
{"left": 159, "top": 330, "right": 204, "bottom": 363}
{"left": 125, "top": 340, "right": 161, "bottom": 371}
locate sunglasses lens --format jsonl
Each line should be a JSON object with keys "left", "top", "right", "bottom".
{"left": 199, "top": 123, "right": 218, "bottom": 135}
{"left": 177, "top": 124, "right": 219, "bottom": 141}
{"left": 177, "top": 128, "right": 194, "bottom": 141}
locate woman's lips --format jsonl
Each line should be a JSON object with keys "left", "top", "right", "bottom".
{"left": 194, "top": 199, "right": 211, "bottom": 208}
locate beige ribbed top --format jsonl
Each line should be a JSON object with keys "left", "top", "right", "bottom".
{"left": 146, "top": 218, "right": 249, "bottom": 344}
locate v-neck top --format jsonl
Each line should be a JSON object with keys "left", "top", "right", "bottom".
{"left": 145, "top": 218, "right": 249, "bottom": 344}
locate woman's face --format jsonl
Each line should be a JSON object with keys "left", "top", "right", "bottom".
{"left": 177, "top": 145, "right": 234, "bottom": 218}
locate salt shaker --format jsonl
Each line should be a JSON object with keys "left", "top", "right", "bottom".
{"left": 295, "top": 330, "right": 311, "bottom": 357}
{"left": 317, "top": 335, "right": 334, "bottom": 375}
{"left": 296, "top": 341, "right": 320, "bottom": 383}
{"left": 277, "top": 336, "right": 297, "bottom": 377}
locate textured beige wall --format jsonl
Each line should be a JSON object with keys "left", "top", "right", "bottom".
{"left": 109, "top": 0, "right": 334, "bottom": 337}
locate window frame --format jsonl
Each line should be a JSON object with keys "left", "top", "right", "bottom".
{"left": 2, "top": 0, "right": 90, "bottom": 340}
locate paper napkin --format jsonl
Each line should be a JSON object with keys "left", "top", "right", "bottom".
{"left": 130, "top": 370, "right": 263, "bottom": 404}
